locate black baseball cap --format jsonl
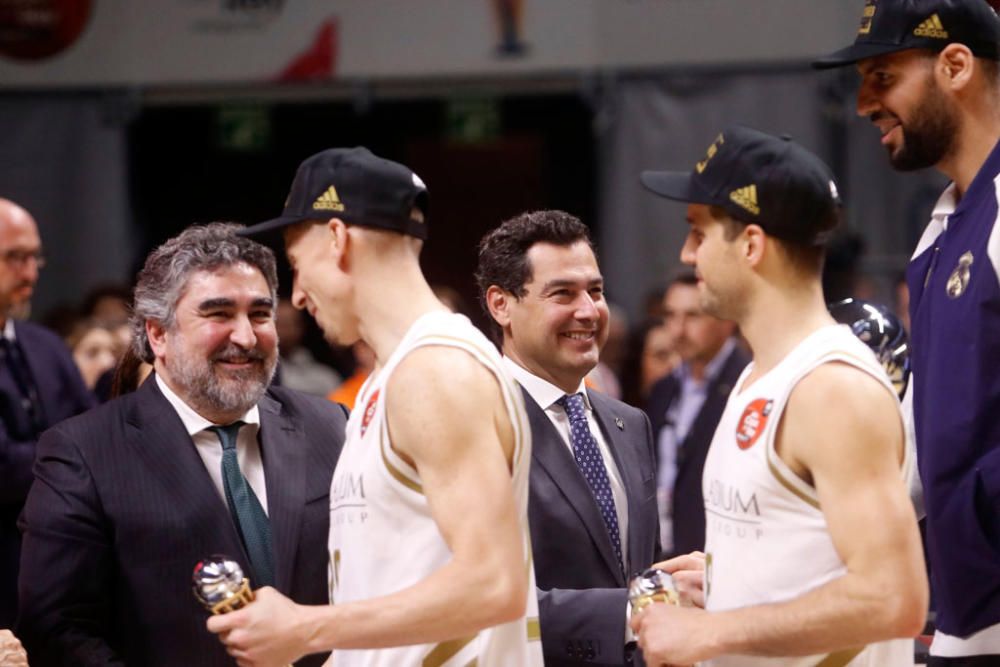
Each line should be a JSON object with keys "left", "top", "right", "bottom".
{"left": 240, "top": 146, "right": 429, "bottom": 243}
{"left": 640, "top": 126, "right": 842, "bottom": 247}
{"left": 813, "top": 0, "right": 1000, "bottom": 69}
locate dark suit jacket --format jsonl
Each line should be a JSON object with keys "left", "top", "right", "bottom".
{"left": 0, "top": 320, "right": 94, "bottom": 627}
{"left": 16, "top": 378, "right": 347, "bottom": 667}
{"left": 524, "top": 386, "right": 659, "bottom": 666}
{"left": 646, "top": 344, "right": 749, "bottom": 557}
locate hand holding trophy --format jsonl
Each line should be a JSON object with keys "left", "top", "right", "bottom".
{"left": 628, "top": 567, "right": 681, "bottom": 614}
{"left": 195, "top": 556, "right": 297, "bottom": 667}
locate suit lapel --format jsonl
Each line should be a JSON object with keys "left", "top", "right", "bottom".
{"left": 590, "top": 391, "right": 644, "bottom": 579}
{"left": 258, "top": 392, "right": 306, "bottom": 594}
{"left": 127, "top": 379, "right": 247, "bottom": 561}
{"left": 522, "top": 388, "right": 624, "bottom": 583}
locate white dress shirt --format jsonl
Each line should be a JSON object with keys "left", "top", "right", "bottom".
{"left": 155, "top": 374, "right": 268, "bottom": 513}
{"left": 503, "top": 357, "right": 629, "bottom": 567}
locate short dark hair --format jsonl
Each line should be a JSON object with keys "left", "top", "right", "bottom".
{"left": 475, "top": 210, "right": 593, "bottom": 340}
{"left": 981, "top": 56, "right": 1000, "bottom": 90}
{"left": 131, "top": 222, "right": 278, "bottom": 363}
{"left": 708, "top": 205, "right": 832, "bottom": 276}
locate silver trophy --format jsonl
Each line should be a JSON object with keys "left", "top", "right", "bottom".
{"left": 828, "top": 298, "right": 910, "bottom": 398}
{"left": 628, "top": 568, "right": 680, "bottom": 613}
{"left": 192, "top": 555, "right": 255, "bottom": 615}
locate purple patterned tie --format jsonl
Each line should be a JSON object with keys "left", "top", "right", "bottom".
{"left": 558, "top": 393, "right": 623, "bottom": 574}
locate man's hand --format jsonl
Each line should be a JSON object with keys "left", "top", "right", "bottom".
{"left": 206, "top": 587, "right": 315, "bottom": 667}
{"left": 0, "top": 629, "right": 28, "bottom": 667}
{"left": 652, "top": 551, "right": 705, "bottom": 608}
{"left": 630, "top": 603, "right": 717, "bottom": 666}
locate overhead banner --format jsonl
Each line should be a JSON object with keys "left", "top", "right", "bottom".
{"left": 0, "top": 0, "right": 858, "bottom": 88}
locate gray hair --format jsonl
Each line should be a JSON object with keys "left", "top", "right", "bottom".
{"left": 130, "top": 222, "right": 279, "bottom": 363}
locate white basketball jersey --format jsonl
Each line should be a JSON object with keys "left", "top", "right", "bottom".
{"left": 326, "top": 311, "right": 544, "bottom": 667}
{"left": 701, "top": 325, "right": 914, "bottom": 667}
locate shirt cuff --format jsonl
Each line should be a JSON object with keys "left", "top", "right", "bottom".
{"left": 625, "top": 598, "right": 636, "bottom": 643}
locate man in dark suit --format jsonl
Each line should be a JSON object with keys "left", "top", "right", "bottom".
{"left": 646, "top": 272, "right": 748, "bottom": 557}
{"left": 17, "top": 223, "right": 346, "bottom": 666}
{"left": 477, "top": 210, "right": 659, "bottom": 666}
{"left": 0, "top": 198, "right": 94, "bottom": 628}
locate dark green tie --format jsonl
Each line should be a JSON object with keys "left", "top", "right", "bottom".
{"left": 208, "top": 422, "right": 275, "bottom": 587}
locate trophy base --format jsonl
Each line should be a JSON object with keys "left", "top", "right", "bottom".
{"left": 208, "top": 577, "right": 255, "bottom": 615}
{"left": 630, "top": 589, "right": 680, "bottom": 613}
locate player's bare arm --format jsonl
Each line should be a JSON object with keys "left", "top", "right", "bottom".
{"left": 633, "top": 363, "right": 927, "bottom": 664}
{"left": 208, "top": 345, "right": 528, "bottom": 664}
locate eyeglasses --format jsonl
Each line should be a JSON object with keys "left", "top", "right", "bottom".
{"left": 0, "top": 249, "right": 46, "bottom": 269}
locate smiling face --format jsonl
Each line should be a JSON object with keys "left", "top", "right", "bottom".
{"left": 149, "top": 263, "right": 277, "bottom": 422}
{"left": 492, "top": 240, "right": 609, "bottom": 393}
{"left": 284, "top": 221, "right": 360, "bottom": 345}
{"left": 284, "top": 221, "right": 360, "bottom": 347}
{"left": 856, "top": 50, "right": 959, "bottom": 171}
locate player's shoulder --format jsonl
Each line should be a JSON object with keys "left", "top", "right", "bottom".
{"left": 792, "top": 360, "right": 892, "bottom": 409}
{"left": 390, "top": 343, "right": 500, "bottom": 403}
{"left": 786, "top": 359, "right": 900, "bottom": 455}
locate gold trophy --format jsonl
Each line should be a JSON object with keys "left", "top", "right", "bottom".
{"left": 628, "top": 568, "right": 680, "bottom": 613}
{"left": 192, "top": 555, "right": 255, "bottom": 615}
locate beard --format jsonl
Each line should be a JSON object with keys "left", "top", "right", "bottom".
{"left": 166, "top": 339, "right": 277, "bottom": 418}
{"left": 886, "top": 77, "right": 958, "bottom": 171}
{"left": 699, "top": 280, "right": 744, "bottom": 324}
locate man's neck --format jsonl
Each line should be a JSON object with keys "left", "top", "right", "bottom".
{"left": 738, "top": 281, "right": 832, "bottom": 380}
{"left": 938, "top": 113, "right": 1000, "bottom": 198}
{"left": 687, "top": 360, "right": 709, "bottom": 382}
{"left": 687, "top": 343, "right": 729, "bottom": 382}
{"left": 502, "top": 347, "right": 583, "bottom": 396}
{"left": 356, "top": 268, "right": 450, "bottom": 367}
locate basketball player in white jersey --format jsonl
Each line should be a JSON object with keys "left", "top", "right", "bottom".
{"left": 631, "top": 126, "right": 928, "bottom": 666}
{"left": 207, "top": 147, "right": 544, "bottom": 667}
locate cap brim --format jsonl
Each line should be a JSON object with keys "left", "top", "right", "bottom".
{"left": 640, "top": 171, "right": 714, "bottom": 206}
{"left": 812, "top": 42, "right": 910, "bottom": 69}
{"left": 237, "top": 214, "right": 312, "bottom": 248}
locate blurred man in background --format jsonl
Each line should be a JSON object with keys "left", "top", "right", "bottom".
{"left": 0, "top": 198, "right": 93, "bottom": 628}
{"left": 645, "top": 272, "right": 747, "bottom": 557}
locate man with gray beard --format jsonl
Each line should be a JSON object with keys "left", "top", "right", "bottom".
{"left": 16, "top": 223, "right": 347, "bottom": 667}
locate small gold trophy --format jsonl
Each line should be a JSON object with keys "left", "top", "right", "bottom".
{"left": 192, "top": 555, "right": 255, "bottom": 615}
{"left": 628, "top": 568, "right": 680, "bottom": 613}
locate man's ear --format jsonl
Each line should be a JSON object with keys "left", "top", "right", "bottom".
{"left": 485, "top": 285, "right": 513, "bottom": 328}
{"left": 743, "top": 224, "right": 767, "bottom": 267}
{"left": 146, "top": 319, "right": 168, "bottom": 360}
{"left": 936, "top": 43, "right": 975, "bottom": 92}
{"left": 327, "top": 218, "right": 351, "bottom": 270}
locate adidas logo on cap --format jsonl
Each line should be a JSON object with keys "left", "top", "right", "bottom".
{"left": 313, "top": 186, "right": 345, "bottom": 212}
{"left": 913, "top": 13, "right": 948, "bottom": 39}
{"left": 730, "top": 184, "right": 760, "bottom": 216}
